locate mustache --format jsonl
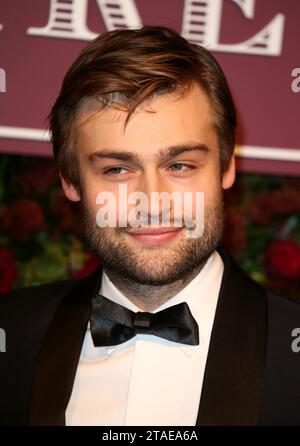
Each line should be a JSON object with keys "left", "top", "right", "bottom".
{"left": 117, "top": 210, "right": 197, "bottom": 232}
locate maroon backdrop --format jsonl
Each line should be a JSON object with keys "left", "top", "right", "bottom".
{"left": 0, "top": 0, "right": 299, "bottom": 174}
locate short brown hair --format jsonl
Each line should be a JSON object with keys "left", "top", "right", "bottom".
{"left": 49, "top": 25, "right": 236, "bottom": 188}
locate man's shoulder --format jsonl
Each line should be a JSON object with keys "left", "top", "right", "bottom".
{"left": 266, "top": 290, "right": 300, "bottom": 312}
{"left": 265, "top": 290, "right": 300, "bottom": 337}
{"left": 0, "top": 263, "right": 103, "bottom": 335}
{"left": 260, "top": 291, "right": 300, "bottom": 425}
{"left": 0, "top": 278, "right": 77, "bottom": 311}
{"left": 0, "top": 278, "right": 78, "bottom": 333}
{"left": 219, "top": 246, "right": 300, "bottom": 312}
{"left": 0, "top": 277, "right": 85, "bottom": 424}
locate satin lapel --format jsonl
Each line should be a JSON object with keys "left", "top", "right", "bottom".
{"left": 29, "top": 266, "right": 103, "bottom": 426}
{"left": 196, "top": 247, "right": 268, "bottom": 426}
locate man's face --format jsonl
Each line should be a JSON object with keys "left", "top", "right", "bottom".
{"left": 62, "top": 84, "right": 235, "bottom": 285}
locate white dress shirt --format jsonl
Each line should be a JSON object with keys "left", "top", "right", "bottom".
{"left": 66, "top": 250, "right": 224, "bottom": 426}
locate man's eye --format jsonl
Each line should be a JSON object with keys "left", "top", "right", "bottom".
{"left": 104, "top": 167, "right": 128, "bottom": 175}
{"left": 168, "top": 163, "right": 194, "bottom": 173}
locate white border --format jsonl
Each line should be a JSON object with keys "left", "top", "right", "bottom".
{"left": 0, "top": 125, "right": 300, "bottom": 162}
{"left": 234, "top": 145, "right": 300, "bottom": 162}
{"left": 0, "top": 126, "right": 49, "bottom": 142}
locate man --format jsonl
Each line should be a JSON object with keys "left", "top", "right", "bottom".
{"left": 0, "top": 26, "right": 300, "bottom": 426}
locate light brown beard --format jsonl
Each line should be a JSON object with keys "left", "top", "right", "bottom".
{"left": 82, "top": 193, "right": 225, "bottom": 287}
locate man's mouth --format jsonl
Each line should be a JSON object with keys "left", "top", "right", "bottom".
{"left": 124, "top": 226, "right": 184, "bottom": 246}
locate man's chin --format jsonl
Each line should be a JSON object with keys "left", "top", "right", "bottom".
{"left": 107, "top": 269, "right": 190, "bottom": 287}
{"left": 103, "top": 249, "right": 206, "bottom": 286}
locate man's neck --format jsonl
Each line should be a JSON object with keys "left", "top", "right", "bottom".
{"left": 104, "top": 261, "right": 206, "bottom": 312}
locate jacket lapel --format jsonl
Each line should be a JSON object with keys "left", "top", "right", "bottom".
{"left": 196, "top": 247, "right": 268, "bottom": 425}
{"left": 29, "top": 265, "right": 103, "bottom": 426}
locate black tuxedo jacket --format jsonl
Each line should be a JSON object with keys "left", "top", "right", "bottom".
{"left": 0, "top": 247, "right": 300, "bottom": 426}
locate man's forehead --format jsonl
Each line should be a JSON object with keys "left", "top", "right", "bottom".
{"left": 75, "top": 97, "right": 106, "bottom": 126}
{"left": 75, "top": 84, "right": 213, "bottom": 129}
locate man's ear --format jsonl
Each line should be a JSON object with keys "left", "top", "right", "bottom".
{"left": 222, "top": 155, "right": 236, "bottom": 190}
{"left": 60, "top": 175, "right": 81, "bottom": 202}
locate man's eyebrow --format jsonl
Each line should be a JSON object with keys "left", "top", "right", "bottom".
{"left": 88, "top": 150, "right": 140, "bottom": 164}
{"left": 88, "top": 143, "right": 209, "bottom": 164}
{"left": 158, "top": 144, "right": 209, "bottom": 162}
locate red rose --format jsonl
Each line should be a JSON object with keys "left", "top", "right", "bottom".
{"left": 1, "top": 199, "right": 44, "bottom": 242}
{"left": 0, "top": 247, "right": 18, "bottom": 294}
{"left": 71, "top": 251, "right": 100, "bottom": 279}
{"left": 265, "top": 240, "right": 300, "bottom": 281}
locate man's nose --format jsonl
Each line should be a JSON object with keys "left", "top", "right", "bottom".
{"left": 136, "top": 171, "right": 174, "bottom": 221}
{"left": 137, "top": 170, "right": 167, "bottom": 195}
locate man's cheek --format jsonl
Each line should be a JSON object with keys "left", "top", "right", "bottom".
{"left": 183, "top": 191, "right": 205, "bottom": 239}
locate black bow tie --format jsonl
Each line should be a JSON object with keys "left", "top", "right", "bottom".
{"left": 90, "top": 294, "right": 199, "bottom": 347}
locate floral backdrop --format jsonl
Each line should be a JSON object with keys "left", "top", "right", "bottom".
{"left": 0, "top": 154, "right": 299, "bottom": 302}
